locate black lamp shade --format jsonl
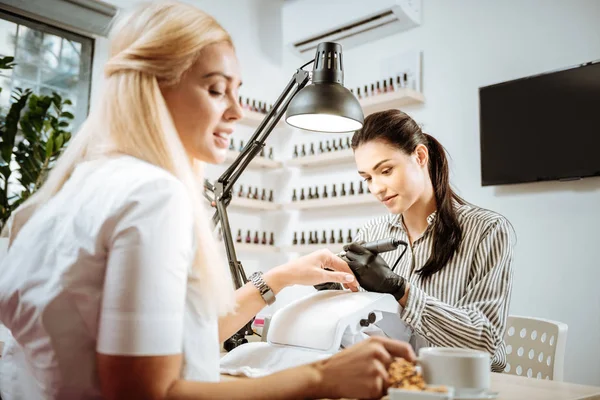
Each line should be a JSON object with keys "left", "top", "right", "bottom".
{"left": 286, "top": 42, "right": 364, "bottom": 133}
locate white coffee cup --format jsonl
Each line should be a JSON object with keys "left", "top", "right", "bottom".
{"left": 418, "top": 347, "right": 491, "bottom": 397}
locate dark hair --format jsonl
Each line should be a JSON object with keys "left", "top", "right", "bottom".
{"left": 351, "top": 109, "right": 465, "bottom": 280}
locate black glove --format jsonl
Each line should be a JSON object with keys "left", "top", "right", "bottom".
{"left": 314, "top": 282, "right": 344, "bottom": 291}
{"left": 343, "top": 242, "right": 407, "bottom": 301}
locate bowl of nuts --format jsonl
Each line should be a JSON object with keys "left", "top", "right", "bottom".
{"left": 387, "top": 357, "right": 454, "bottom": 399}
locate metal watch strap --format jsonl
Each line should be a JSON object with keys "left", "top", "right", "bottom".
{"left": 249, "top": 271, "right": 276, "bottom": 305}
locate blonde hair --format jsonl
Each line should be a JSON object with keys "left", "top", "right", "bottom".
{"left": 7, "top": 1, "right": 236, "bottom": 315}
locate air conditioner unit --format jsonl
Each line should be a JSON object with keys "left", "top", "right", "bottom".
{"left": 282, "top": 0, "right": 421, "bottom": 56}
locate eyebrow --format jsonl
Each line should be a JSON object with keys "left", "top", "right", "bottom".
{"left": 358, "top": 159, "right": 392, "bottom": 175}
{"left": 202, "top": 72, "right": 243, "bottom": 87}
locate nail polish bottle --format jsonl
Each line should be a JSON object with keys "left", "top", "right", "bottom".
{"left": 236, "top": 229, "right": 242, "bottom": 243}
{"left": 253, "top": 231, "right": 259, "bottom": 244}
{"left": 389, "top": 77, "right": 395, "bottom": 91}
{"left": 358, "top": 181, "right": 364, "bottom": 194}
{"left": 300, "top": 231, "right": 306, "bottom": 245}
{"left": 245, "top": 230, "right": 251, "bottom": 243}
{"left": 341, "top": 183, "right": 346, "bottom": 196}
{"left": 371, "top": 83, "right": 375, "bottom": 96}
{"left": 330, "top": 230, "right": 336, "bottom": 244}
{"left": 300, "top": 188, "right": 305, "bottom": 201}
{"left": 308, "top": 187, "right": 313, "bottom": 200}
{"left": 346, "top": 137, "right": 351, "bottom": 149}
{"left": 339, "top": 137, "right": 344, "bottom": 150}
{"left": 326, "top": 140, "right": 332, "bottom": 152}
{"left": 292, "top": 189, "right": 297, "bottom": 202}
{"left": 247, "top": 186, "right": 253, "bottom": 199}
{"left": 245, "top": 98, "right": 250, "bottom": 110}
{"left": 322, "top": 185, "right": 328, "bottom": 198}
{"left": 261, "top": 188, "right": 266, "bottom": 201}
{"left": 337, "top": 229, "right": 344, "bottom": 244}
{"left": 314, "top": 231, "right": 318, "bottom": 244}
{"left": 364, "top": 84, "right": 369, "bottom": 98}
{"left": 268, "top": 147, "right": 274, "bottom": 160}
{"left": 238, "top": 95, "right": 243, "bottom": 107}
{"left": 293, "top": 145, "right": 299, "bottom": 158}
{"left": 332, "top": 140, "right": 338, "bottom": 151}
{"left": 403, "top": 72, "right": 409, "bottom": 88}
{"left": 314, "top": 186, "right": 319, "bottom": 199}
{"left": 301, "top": 144, "right": 306, "bottom": 157}
{"left": 239, "top": 140, "right": 244, "bottom": 152}
{"left": 251, "top": 100, "right": 257, "bottom": 112}
{"left": 229, "top": 139, "right": 235, "bottom": 151}
{"left": 321, "top": 231, "right": 327, "bottom": 244}
{"left": 332, "top": 184, "right": 337, "bottom": 197}
{"left": 269, "top": 232, "right": 274, "bottom": 246}
{"left": 293, "top": 232, "right": 298, "bottom": 245}
{"left": 318, "top": 142, "right": 324, "bottom": 154}
{"left": 260, "top": 147, "right": 265, "bottom": 157}
{"left": 383, "top": 80, "right": 388, "bottom": 93}
{"left": 309, "top": 231, "right": 314, "bottom": 245}
{"left": 346, "top": 229, "right": 352, "bottom": 243}
{"left": 238, "top": 185, "right": 244, "bottom": 197}
{"left": 309, "top": 143, "right": 315, "bottom": 156}
{"left": 357, "top": 87, "right": 362, "bottom": 99}
{"left": 254, "top": 187, "right": 259, "bottom": 199}
{"left": 269, "top": 190, "right": 274, "bottom": 202}
{"left": 261, "top": 232, "right": 267, "bottom": 245}
{"left": 349, "top": 182, "right": 355, "bottom": 195}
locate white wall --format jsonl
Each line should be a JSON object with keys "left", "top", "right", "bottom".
{"left": 284, "top": 0, "right": 600, "bottom": 386}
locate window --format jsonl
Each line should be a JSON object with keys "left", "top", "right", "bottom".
{"left": 0, "top": 10, "right": 93, "bottom": 131}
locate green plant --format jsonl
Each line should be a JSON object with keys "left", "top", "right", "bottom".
{"left": 0, "top": 56, "right": 74, "bottom": 230}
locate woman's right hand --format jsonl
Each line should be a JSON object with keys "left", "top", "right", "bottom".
{"left": 311, "top": 336, "right": 416, "bottom": 399}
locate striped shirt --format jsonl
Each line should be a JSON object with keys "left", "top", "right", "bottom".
{"left": 355, "top": 201, "right": 515, "bottom": 372}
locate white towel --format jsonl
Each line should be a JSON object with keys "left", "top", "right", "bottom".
{"left": 220, "top": 342, "right": 331, "bottom": 378}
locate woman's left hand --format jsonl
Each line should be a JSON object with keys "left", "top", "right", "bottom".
{"left": 265, "top": 249, "right": 359, "bottom": 293}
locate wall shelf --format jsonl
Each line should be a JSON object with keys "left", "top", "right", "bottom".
{"left": 281, "top": 243, "right": 343, "bottom": 254}
{"left": 360, "top": 88, "right": 425, "bottom": 116}
{"left": 284, "top": 194, "right": 378, "bottom": 210}
{"left": 235, "top": 242, "right": 280, "bottom": 254}
{"left": 286, "top": 148, "right": 354, "bottom": 168}
{"left": 230, "top": 197, "right": 281, "bottom": 211}
{"left": 239, "top": 110, "right": 284, "bottom": 128}
{"left": 225, "top": 151, "right": 282, "bottom": 169}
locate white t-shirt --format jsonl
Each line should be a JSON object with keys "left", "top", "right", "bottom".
{"left": 0, "top": 156, "right": 220, "bottom": 399}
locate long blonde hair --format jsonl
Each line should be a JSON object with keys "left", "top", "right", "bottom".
{"left": 7, "top": 1, "right": 236, "bottom": 315}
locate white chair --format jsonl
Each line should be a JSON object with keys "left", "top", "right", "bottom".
{"left": 503, "top": 315, "right": 567, "bottom": 381}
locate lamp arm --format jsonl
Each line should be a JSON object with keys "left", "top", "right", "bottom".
{"left": 211, "top": 68, "right": 310, "bottom": 292}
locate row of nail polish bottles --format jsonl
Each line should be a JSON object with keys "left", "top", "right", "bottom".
{"left": 291, "top": 180, "right": 366, "bottom": 201}
{"left": 236, "top": 229, "right": 275, "bottom": 246}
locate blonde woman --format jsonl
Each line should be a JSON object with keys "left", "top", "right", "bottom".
{"left": 0, "top": 2, "right": 414, "bottom": 399}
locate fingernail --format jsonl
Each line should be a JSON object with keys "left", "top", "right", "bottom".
{"left": 345, "top": 274, "right": 355, "bottom": 282}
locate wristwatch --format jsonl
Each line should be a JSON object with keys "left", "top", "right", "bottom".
{"left": 249, "top": 271, "right": 276, "bottom": 305}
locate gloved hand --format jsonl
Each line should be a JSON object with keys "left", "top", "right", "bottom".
{"left": 314, "top": 281, "right": 344, "bottom": 291}
{"left": 343, "top": 242, "right": 407, "bottom": 300}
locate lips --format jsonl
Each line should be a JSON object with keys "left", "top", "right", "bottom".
{"left": 381, "top": 195, "right": 398, "bottom": 205}
{"left": 213, "top": 132, "right": 230, "bottom": 149}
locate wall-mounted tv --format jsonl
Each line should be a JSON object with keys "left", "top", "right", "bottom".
{"left": 479, "top": 60, "right": 600, "bottom": 186}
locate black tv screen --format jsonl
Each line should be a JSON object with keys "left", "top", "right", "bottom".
{"left": 479, "top": 61, "right": 600, "bottom": 186}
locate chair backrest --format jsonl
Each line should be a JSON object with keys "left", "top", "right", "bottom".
{"left": 503, "top": 315, "right": 568, "bottom": 381}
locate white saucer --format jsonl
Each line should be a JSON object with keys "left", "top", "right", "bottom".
{"left": 454, "top": 391, "right": 499, "bottom": 400}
